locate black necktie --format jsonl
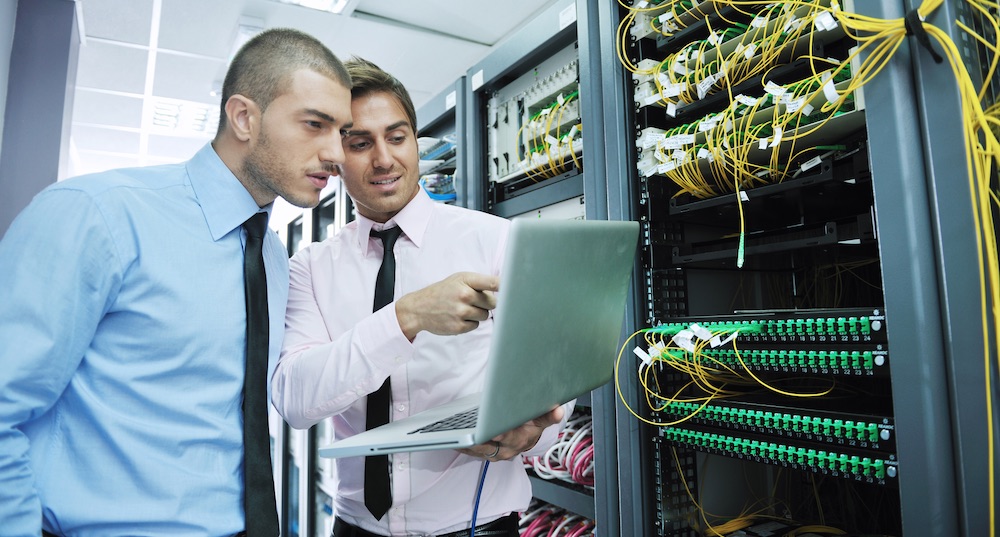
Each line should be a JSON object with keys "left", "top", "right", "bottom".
{"left": 365, "top": 225, "right": 402, "bottom": 520}
{"left": 242, "top": 212, "right": 278, "bottom": 537}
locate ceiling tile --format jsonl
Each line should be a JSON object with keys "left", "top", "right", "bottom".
{"left": 356, "top": 0, "right": 556, "bottom": 46}
{"left": 80, "top": 0, "right": 154, "bottom": 46}
{"left": 71, "top": 125, "right": 142, "bottom": 154}
{"left": 76, "top": 41, "right": 148, "bottom": 94}
{"left": 72, "top": 90, "right": 144, "bottom": 129}
{"left": 158, "top": 0, "right": 250, "bottom": 58}
{"left": 153, "top": 52, "right": 228, "bottom": 104}
{"left": 69, "top": 152, "right": 143, "bottom": 178}
{"left": 146, "top": 134, "right": 212, "bottom": 161}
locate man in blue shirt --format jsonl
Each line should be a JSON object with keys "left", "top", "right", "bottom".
{"left": 0, "top": 29, "right": 353, "bottom": 537}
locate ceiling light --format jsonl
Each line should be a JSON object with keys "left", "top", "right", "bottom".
{"left": 147, "top": 97, "right": 220, "bottom": 136}
{"left": 270, "top": 0, "right": 361, "bottom": 16}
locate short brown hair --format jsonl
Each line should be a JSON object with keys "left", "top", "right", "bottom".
{"left": 217, "top": 28, "right": 351, "bottom": 134}
{"left": 344, "top": 56, "right": 418, "bottom": 135}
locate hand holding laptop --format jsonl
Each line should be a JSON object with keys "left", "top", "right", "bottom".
{"left": 458, "top": 405, "right": 565, "bottom": 461}
{"left": 396, "top": 272, "right": 499, "bottom": 340}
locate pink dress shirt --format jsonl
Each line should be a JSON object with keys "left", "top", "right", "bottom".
{"left": 272, "top": 189, "right": 568, "bottom": 535}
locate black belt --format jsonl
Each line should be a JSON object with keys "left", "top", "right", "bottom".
{"left": 332, "top": 513, "right": 518, "bottom": 537}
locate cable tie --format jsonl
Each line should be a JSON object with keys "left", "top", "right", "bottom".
{"left": 903, "top": 9, "right": 944, "bottom": 64}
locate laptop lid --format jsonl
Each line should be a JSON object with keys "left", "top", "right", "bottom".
{"left": 318, "top": 219, "right": 639, "bottom": 458}
{"left": 472, "top": 219, "right": 639, "bottom": 441}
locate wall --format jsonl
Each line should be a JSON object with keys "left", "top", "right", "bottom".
{"left": 0, "top": 0, "right": 78, "bottom": 238}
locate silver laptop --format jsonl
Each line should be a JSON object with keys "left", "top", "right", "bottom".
{"left": 318, "top": 219, "right": 639, "bottom": 459}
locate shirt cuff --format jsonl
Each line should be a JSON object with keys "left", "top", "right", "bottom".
{"left": 356, "top": 301, "right": 416, "bottom": 372}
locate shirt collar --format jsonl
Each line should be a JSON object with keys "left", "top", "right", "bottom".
{"left": 356, "top": 188, "right": 433, "bottom": 255}
{"left": 187, "top": 143, "right": 272, "bottom": 241}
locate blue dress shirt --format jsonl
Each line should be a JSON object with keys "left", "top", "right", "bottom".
{"left": 0, "top": 144, "right": 288, "bottom": 536}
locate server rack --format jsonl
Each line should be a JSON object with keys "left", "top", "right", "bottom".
{"left": 464, "top": 0, "right": 619, "bottom": 528}
{"left": 268, "top": 1, "right": 999, "bottom": 534}
{"left": 605, "top": 0, "right": 999, "bottom": 535}
{"left": 274, "top": 181, "right": 356, "bottom": 537}
{"left": 416, "top": 77, "right": 467, "bottom": 208}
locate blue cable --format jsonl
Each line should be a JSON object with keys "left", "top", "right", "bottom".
{"left": 469, "top": 460, "right": 490, "bottom": 537}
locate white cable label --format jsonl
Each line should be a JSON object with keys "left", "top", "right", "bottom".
{"left": 764, "top": 80, "right": 786, "bottom": 97}
{"left": 666, "top": 102, "right": 678, "bottom": 117}
{"left": 801, "top": 155, "right": 823, "bottom": 171}
{"left": 689, "top": 323, "right": 713, "bottom": 340}
{"left": 769, "top": 125, "right": 783, "bottom": 147}
{"left": 633, "top": 346, "right": 653, "bottom": 367}
{"left": 815, "top": 11, "right": 838, "bottom": 31}
{"left": 671, "top": 330, "right": 696, "bottom": 353}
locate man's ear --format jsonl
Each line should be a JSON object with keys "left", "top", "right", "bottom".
{"left": 224, "top": 94, "right": 259, "bottom": 142}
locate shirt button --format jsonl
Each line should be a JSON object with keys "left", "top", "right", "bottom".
{"left": 397, "top": 461, "right": 405, "bottom": 470}
{"left": 396, "top": 404, "right": 406, "bottom": 412}
{"left": 394, "top": 356, "right": 404, "bottom": 363}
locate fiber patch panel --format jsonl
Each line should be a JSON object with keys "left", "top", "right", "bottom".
{"left": 658, "top": 401, "right": 895, "bottom": 453}
{"left": 681, "top": 347, "right": 889, "bottom": 377}
{"left": 646, "top": 307, "right": 887, "bottom": 343}
{"left": 659, "top": 426, "right": 897, "bottom": 486}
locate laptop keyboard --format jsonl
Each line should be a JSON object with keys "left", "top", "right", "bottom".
{"left": 409, "top": 408, "right": 479, "bottom": 434}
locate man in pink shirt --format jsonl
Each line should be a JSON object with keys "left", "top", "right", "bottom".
{"left": 271, "top": 57, "right": 570, "bottom": 537}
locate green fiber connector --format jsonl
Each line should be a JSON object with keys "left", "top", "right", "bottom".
{"left": 849, "top": 456, "right": 861, "bottom": 475}
{"left": 832, "top": 419, "right": 845, "bottom": 437}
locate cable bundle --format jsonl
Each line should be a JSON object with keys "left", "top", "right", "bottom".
{"left": 516, "top": 91, "right": 583, "bottom": 181}
{"left": 519, "top": 501, "right": 596, "bottom": 537}
{"left": 524, "top": 412, "right": 595, "bottom": 488}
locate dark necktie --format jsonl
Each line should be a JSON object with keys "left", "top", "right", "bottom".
{"left": 365, "top": 225, "right": 403, "bottom": 520}
{"left": 242, "top": 212, "right": 278, "bottom": 537}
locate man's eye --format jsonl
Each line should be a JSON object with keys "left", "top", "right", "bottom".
{"left": 306, "top": 121, "right": 323, "bottom": 129}
{"left": 347, "top": 141, "right": 370, "bottom": 150}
